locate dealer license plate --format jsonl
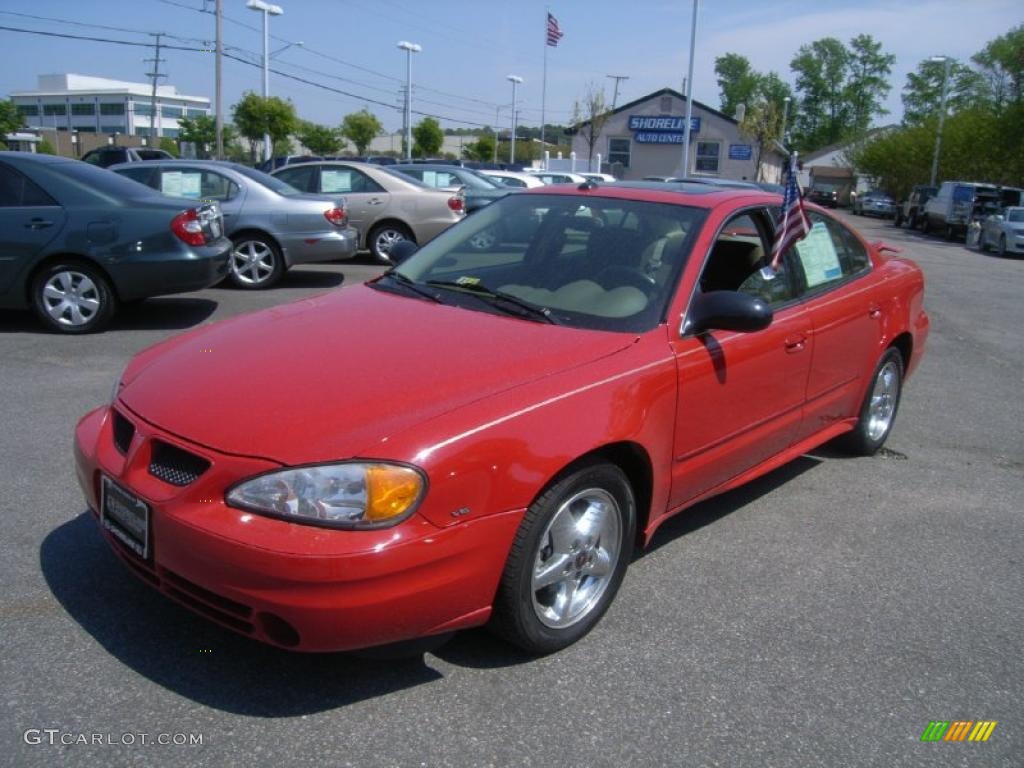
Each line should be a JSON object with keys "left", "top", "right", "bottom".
{"left": 100, "top": 476, "right": 150, "bottom": 560}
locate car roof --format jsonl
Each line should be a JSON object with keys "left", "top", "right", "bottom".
{"left": 0, "top": 151, "right": 77, "bottom": 165}
{"left": 523, "top": 181, "right": 773, "bottom": 209}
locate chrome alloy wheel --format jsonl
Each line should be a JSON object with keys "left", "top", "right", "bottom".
{"left": 468, "top": 226, "right": 498, "bottom": 251}
{"left": 531, "top": 488, "right": 622, "bottom": 629}
{"left": 231, "top": 240, "right": 277, "bottom": 285}
{"left": 867, "top": 360, "right": 900, "bottom": 441}
{"left": 41, "top": 270, "right": 101, "bottom": 327}
{"left": 374, "top": 228, "right": 407, "bottom": 258}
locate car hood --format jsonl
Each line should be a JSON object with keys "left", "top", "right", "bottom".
{"left": 119, "top": 284, "right": 635, "bottom": 465}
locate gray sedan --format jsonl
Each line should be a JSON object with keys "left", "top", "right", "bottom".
{"left": 112, "top": 160, "right": 358, "bottom": 289}
{"left": 0, "top": 152, "right": 230, "bottom": 333}
{"left": 979, "top": 206, "right": 1024, "bottom": 256}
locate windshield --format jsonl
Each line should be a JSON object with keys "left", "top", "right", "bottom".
{"left": 455, "top": 169, "right": 501, "bottom": 189}
{"left": 1006, "top": 209, "right": 1024, "bottom": 223}
{"left": 231, "top": 164, "right": 301, "bottom": 196}
{"left": 390, "top": 193, "right": 706, "bottom": 333}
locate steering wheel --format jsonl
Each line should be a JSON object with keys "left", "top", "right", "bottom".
{"left": 595, "top": 265, "right": 656, "bottom": 292}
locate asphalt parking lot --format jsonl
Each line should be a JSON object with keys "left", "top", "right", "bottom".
{"left": 2, "top": 215, "right": 1021, "bottom": 768}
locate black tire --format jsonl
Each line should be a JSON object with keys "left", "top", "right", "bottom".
{"left": 893, "top": 211, "right": 903, "bottom": 227}
{"left": 228, "top": 234, "right": 285, "bottom": 289}
{"left": 839, "top": 347, "right": 904, "bottom": 456}
{"left": 368, "top": 222, "right": 414, "bottom": 264}
{"left": 490, "top": 460, "right": 636, "bottom": 654}
{"left": 31, "top": 259, "right": 116, "bottom": 334}
{"left": 907, "top": 211, "right": 918, "bottom": 230}
{"left": 945, "top": 223, "right": 956, "bottom": 241}
{"left": 979, "top": 231, "right": 989, "bottom": 252}
{"left": 998, "top": 234, "right": 1007, "bottom": 257}
{"left": 921, "top": 216, "right": 930, "bottom": 234}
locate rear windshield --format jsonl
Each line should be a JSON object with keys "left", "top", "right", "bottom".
{"left": 33, "top": 160, "right": 165, "bottom": 205}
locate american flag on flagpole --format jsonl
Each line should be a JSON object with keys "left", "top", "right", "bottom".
{"left": 770, "top": 153, "right": 811, "bottom": 270}
{"left": 546, "top": 13, "right": 564, "bottom": 47}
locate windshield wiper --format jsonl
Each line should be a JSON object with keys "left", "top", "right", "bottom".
{"left": 372, "top": 271, "right": 443, "bottom": 303}
{"left": 425, "top": 280, "right": 559, "bottom": 324}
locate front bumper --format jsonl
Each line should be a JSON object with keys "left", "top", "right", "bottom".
{"left": 279, "top": 226, "right": 359, "bottom": 267}
{"left": 73, "top": 405, "right": 522, "bottom": 652}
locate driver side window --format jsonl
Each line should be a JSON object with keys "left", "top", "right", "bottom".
{"left": 699, "top": 211, "right": 798, "bottom": 308}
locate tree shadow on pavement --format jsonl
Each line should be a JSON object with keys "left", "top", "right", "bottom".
{"left": 40, "top": 514, "right": 441, "bottom": 717}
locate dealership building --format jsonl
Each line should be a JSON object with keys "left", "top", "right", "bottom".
{"left": 10, "top": 74, "right": 210, "bottom": 139}
{"left": 570, "top": 87, "right": 785, "bottom": 182}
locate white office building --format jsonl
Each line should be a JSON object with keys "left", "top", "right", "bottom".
{"left": 10, "top": 74, "right": 210, "bottom": 139}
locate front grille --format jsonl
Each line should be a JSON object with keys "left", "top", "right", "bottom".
{"left": 149, "top": 440, "right": 210, "bottom": 486}
{"left": 112, "top": 410, "right": 135, "bottom": 455}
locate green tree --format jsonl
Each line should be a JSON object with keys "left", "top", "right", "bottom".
{"left": 341, "top": 109, "right": 382, "bottom": 155}
{"left": 232, "top": 92, "right": 298, "bottom": 160}
{"left": 971, "top": 24, "right": 1024, "bottom": 110}
{"left": 0, "top": 100, "right": 24, "bottom": 149}
{"left": 844, "top": 34, "right": 895, "bottom": 133}
{"left": 463, "top": 133, "right": 495, "bottom": 161}
{"left": 714, "top": 53, "right": 763, "bottom": 118}
{"left": 297, "top": 120, "right": 343, "bottom": 155}
{"left": 36, "top": 138, "right": 56, "bottom": 155}
{"left": 790, "top": 37, "right": 851, "bottom": 149}
{"left": 902, "top": 58, "right": 981, "bottom": 125}
{"left": 740, "top": 100, "right": 783, "bottom": 181}
{"left": 412, "top": 117, "right": 444, "bottom": 158}
{"left": 159, "top": 137, "right": 180, "bottom": 157}
{"left": 176, "top": 115, "right": 239, "bottom": 158}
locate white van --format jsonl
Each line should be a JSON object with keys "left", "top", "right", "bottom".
{"left": 922, "top": 182, "right": 1023, "bottom": 240}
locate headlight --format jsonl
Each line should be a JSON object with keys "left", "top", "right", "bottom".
{"left": 226, "top": 462, "right": 426, "bottom": 529}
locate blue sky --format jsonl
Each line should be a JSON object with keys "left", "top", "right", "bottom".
{"left": 1, "top": 0, "right": 1019, "bottom": 134}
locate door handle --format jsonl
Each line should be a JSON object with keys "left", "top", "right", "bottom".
{"left": 367, "top": 198, "right": 384, "bottom": 206}
{"left": 26, "top": 218, "right": 54, "bottom": 229}
{"left": 784, "top": 334, "right": 807, "bottom": 353}
{"left": 868, "top": 304, "right": 882, "bottom": 319}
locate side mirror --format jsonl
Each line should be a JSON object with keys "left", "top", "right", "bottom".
{"left": 388, "top": 239, "right": 419, "bottom": 265}
{"left": 683, "top": 291, "right": 773, "bottom": 335}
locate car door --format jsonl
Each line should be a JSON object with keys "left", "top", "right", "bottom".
{"left": 785, "top": 211, "right": 885, "bottom": 441}
{"left": 0, "top": 161, "right": 68, "bottom": 295}
{"left": 667, "top": 208, "right": 813, "bottom": 507}
{"left": 315, "top": 165, "right": 390, "bottom": 236}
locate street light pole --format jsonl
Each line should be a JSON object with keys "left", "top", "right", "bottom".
{"left": 780, "top": 95, "right": 791, "bottom": 149}
{"left": 246, "top": 0, "right": 283, "bottom": 163}
{"left": 929, "top": 56, "right": 952, "bottom": 188}
{"left": 507, "top": 75, "right": 523, "bottom": 164}
{"left": 679, "top": 0, "right": 699, "bottom": 179}
{"left": 398, "top": 41, "right": 421, "bottom": 162}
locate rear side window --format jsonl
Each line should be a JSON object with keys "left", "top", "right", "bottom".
{"left": 157, "top": 169, "right": 238, "bottom": 201}
{"left": 0, "top": 163, "right": 58, "bottom": 207}
{"left": 274, "top": 164, "right": 317, "bottom": 192}
{"left": 786, "top": 212, "right": 869, "bottom": 293}
{"left": 116, "top": 166, "right": 158, "bottom": 188}
{"left": 320, "top": 167, "right": 383, "bottom": 194}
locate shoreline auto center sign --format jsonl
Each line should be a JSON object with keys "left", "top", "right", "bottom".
{"left": 629, "top": 115, "right": 701, "bottom": 144}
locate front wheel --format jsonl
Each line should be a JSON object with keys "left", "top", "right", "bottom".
{"left": 839, "top": 348, "right": 904, "bottom": 456}
{"left": 490, "top": 460, "right": 636, "bottom": 654}
{"left": 228, "top": 234, "right": 284, "bottom": 289}
{"left": 31, "top": 260, "right": 116, "bottom": 334}
{"left": 369, "top": 223, "right": 414, "bottom": 263}
{"left": 998, "top": 234, "right": 1008, "bottom": 257}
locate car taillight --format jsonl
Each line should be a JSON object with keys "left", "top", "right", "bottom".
{"left": 448, "top": 195, "right": 464, "bottom": 213}
{"left": 324, "top": 206, "right": 347, "bottom": 227}
{"left": 171, "top": 208, "right": 206, "bottom": 246}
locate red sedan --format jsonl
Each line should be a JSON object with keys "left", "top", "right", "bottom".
{"left": 74, "top": 182, "right": 928, "bottom": 654}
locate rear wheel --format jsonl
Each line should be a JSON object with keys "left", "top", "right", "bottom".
{"left": 490, "top": 460, "right": 636, "bottom": 654}
{"left": 839, "top": 347, "right": 903, "bottom": 456}
{"left": 907, "top": 211, "right": 918, "bottom": 230}
{"left": 945, "top": 223, "right": 956, "bottom": 241}
{"left": 228, "top": 234, "right": 284, "bottom": 289}
{"left": 369, "top": 222, "right": 414, "bottom": 263}
{"left": 893, "top": 210, "right": 903, "bottom": 227}
{"left": 998, "top": 234, "right": 1008, "bottom": 257}
{"left": 31, "top": 260, "right": 116, "bottom": 334}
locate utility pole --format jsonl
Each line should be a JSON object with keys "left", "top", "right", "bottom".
{"left": 493, "top": 104, "right": 502, "bottom": 163}
{"left": 397, "top": 41, "right": 421, "bottom": 162}
{"left": 679, "top": 0, "right": 699, "bottom": 179}
{"left": 215, "top": 0, "right": 223, "bottom": 158}
{"left": 145, "top": 33, "right": 167, "bottom": 141}
{"left": 607, "top": 74, "right": 629, "bottom": 111}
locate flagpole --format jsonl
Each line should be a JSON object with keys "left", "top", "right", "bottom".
{"left": 541, "top": 8, "right": 549, "bottom": 164}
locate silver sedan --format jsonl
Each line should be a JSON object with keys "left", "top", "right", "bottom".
{"left": 111, "top": 160, "right": 359, "bottom": 288}
{"left": 980, "top": 206, "right": 1024, "bottom": 256}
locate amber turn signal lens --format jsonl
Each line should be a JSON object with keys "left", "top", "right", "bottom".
{"left": 365, "top": 465, "right": 423, "bottom": 522}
